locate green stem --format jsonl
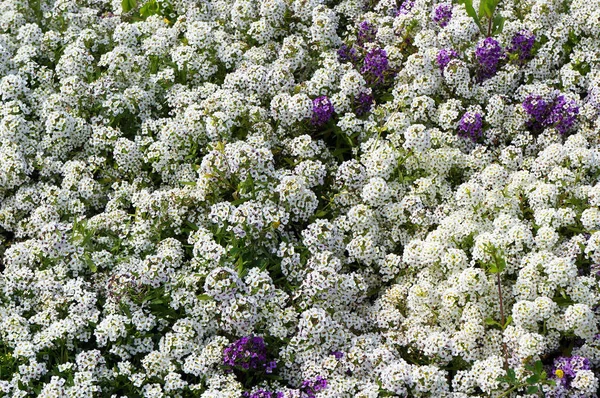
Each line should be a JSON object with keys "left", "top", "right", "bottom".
{"left": 497, "top": 383, "right": 526, "bottom": 398}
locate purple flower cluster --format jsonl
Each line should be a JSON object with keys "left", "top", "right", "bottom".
{"left": 475, "top": 37, "right": 504, "bottom": 81}
{"left": 523, "top": 93, "right": 579, "bottom": 135}
{"left": 354, "top": 92, "right": 373, "bottom": 116}
{"left": 357, "top": 21, "right": 377, "bottom": 47}
{"left": 361, "top": 47, "right": 390, "bottom": 86}
{"left": 311, "top": 96, "right": 335, "bottom": 127}
{"left": 507, "top": 29, "right": 535, "bottom": 62}
{"left": 223, "top": 336, "right": 276, "bottom": 373}
{"left": 546, "top": 95, "right": 580, "bottom": 134}
{"left": 436, "top": 48, "right": 459, "bottom": 72}
{"left": 458, "top": 111, "right": 483, "bottom": 141}
{"left": 337, "top": 44, "right": 359, "bottom": 64}
{"left": 395, "top": 0, "right": 415, "bottom": 16}
{"left": 243, "top": 390, "right": 284, "bottom": 398}
{"left": 300, "top": 376, "right": 328, "bottom": 398}
{"left": 433, "top": 3, "right": 453, "bottom": 28}
{"left": 552, "top": 356, "right": 591, "bottom": 389}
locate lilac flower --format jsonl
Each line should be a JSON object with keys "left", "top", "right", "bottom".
{"left": 361, "top": 47, "right": 390, "bottom": 86}
{"left": 300, "top": 376, "right": 328, "bottom": 398}
{"left": 395, "top": 0, "right": 415, "bottom": 16}
{"left": 585, "top": 86, "right": 600, "bottom": 117}
{"left": 337, "top": 44, "right": 359, "bottom": 64}
{"left": 552, "top": 356, "right": 591, "bottom": 389}
{"left": 507, "top": 29, "right": 535, "bottom": 62}
{"left": 354, "top": 92, "right": 373, "bottom": 116}
{"left": 223, "top": 336, "right": 272, "bottom": 372}
{"left": 330, "top": 351, "right": 344, "bottom": 359}
{"left": 433, "top": 3, "right": 453, "bottom": 28}
{"left": 458, "top": 111, "right": 483, "bottom": 141}
{"left": 522, "top": 94, "right": 550, "bottom": 132}
{"left": 265, "top": 360, "right": 277, "bottom": 374}
{"left": 311, "top": 96, "right": 335, "bottom": 127}
{"left": 357, "top": 21, "right": 377, "bottom": 46}
{"left": 243, "top": 390, "right": 284, "bottom": 398}
{"left": 546, "top": 94, "right": 579, "bottom": 134}
{"left": 436, "top": 48, "right": 459, "bottom": 72}
{"left": 523, "top": 93, "right": 579, "bottom": 135}
{"left": 475, "top": 37, "right": 504, "bottom": 81}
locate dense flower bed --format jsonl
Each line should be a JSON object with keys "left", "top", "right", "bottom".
{"left": 0, "top": 0, "right": 600, "bottom": 396}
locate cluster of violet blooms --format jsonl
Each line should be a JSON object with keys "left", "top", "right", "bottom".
{"left": 225, "top": 336, "right": 329, "bottom": 397}
{"left": 429, "top": 5, "right": 537, "bottom": 143}
{"left": 310, "top": 96, "right": 335, "bottom": 127}
{"left": 435, "top": 25, "right": 573, "bottom": 142}
{"left": 550, "top": 355, "right": 593, "bottom": 396}
{"left": 522, "top": 91, "right": 580, "bottom": 135}
{"left": 311, "top": 19, "right": 394, "bottom": 129}
{"left": 223, "top": 336, "right": 277, "bottom": 374}
{"left": 321, "top": 13, "right": 572, "bottom": 157}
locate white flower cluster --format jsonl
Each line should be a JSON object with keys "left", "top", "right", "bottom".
{"left": 1, "top": 0, "right": 600, "bottom": 397}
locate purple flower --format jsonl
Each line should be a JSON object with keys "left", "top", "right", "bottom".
{"left": 337, "top": 44, "right": 359, "bottom": 64}
{"left": 475, "top": 37, "right": 504, "bottom": 81}
{"left": 223, "top": 336, "right": 273, "bottom": 373}
{"left": 265, "top": 360, "right": 277, "bottom": 374}
{"left": 458, "top": 111, "right": 483, "bottom": 141}
{"left": 300, "top": 376, "right": 328, "bottom": 398}
{"left": 433, "top": 3, "right": 453, "bottom": 28}
{"left": 357, "top": 21, "right": 377, "bottom": 46}
{"left": 546, "top": 94, "right": 579, "bottom": 135}
{"left": 522, "top": 94, "right": 550, "bottom": 132}
{"left": 585, "top": 86, "right": 600, "bottom": 117}
{"left": 361, "top": 47, "right": 390, "bottom": 86}
{"left": 436, "top": 48, "right": 459, "bottom": 72}
{"left": 552, "top": 356, "right": 591, "bottom": 389}
{"left": 395, "top": 0, "right": 415, "bottom": 16}
{"left": 507, "top": 29, "right": 535, "bottom": 62}
{"left": 311, "top": 96, "right": 335, "bottom": 127}
{"left": 523, "top": 93, "right": 579, "bottom": 135}
{"left": 330, "top": 351, "right": 344, "bottom": 360}
{"left": 354, "top": 92, "right": 373, "bottom": 116}
{"left": 243, "top": 390, "right": 284, "bottom": 398}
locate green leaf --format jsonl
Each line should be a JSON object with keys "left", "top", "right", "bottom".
{"left": 484, "top": 317, "right": 501, "bottom": 327}
{"left": 503, "top": 316, "right": 513, "bottom": 328}
{"left": 458, "top": 0, "right": 482, "bottom": 31}
{"left": 121, "top": 0, "right": 137, "bottom": 12}
{"left": 479, "top": 0, "right": 500, "bottom": 19}
{"left": 197, "top": 294, "right": 213, "bottom": 301}
{"left": 526, "top": 386, "right": 539, "bottom": 394}
{"left": 506, "top": 368, "right": 517, "bottom": 383}
{"left": 236, "top": 256, "right": 244, "bottom": 277}
{"left": 492, "top": 15, "right": 505, "bottom": 35}
{"left": 119, "top": 303, "right": 132, "bottom": 318}
{"left": 527, "top": 375, "right": 540, "bottom": 384}
{"left": 314, "top": 210, "right": 328, "bottom": 218}
{"left": 140, "top": 0, "right": 160, "bottom": 18}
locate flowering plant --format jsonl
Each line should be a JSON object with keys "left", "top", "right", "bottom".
{"left": 0, "top": 0, "right": 599, "bottom": 397}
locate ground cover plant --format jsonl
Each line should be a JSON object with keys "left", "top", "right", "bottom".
{"left": 0, "top": 0, "right": 599, "bottom": 396}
